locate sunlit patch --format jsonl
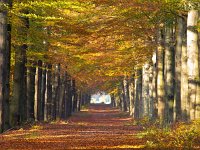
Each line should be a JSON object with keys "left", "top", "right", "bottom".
{"left": 30, "top": 125, "right": 43, "bottom": 131}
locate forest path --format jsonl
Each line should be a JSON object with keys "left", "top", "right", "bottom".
{"left": 0, "top": 104, "right": 145, "bottom": 149}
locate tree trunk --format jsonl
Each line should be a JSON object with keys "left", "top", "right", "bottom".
{"left": 58, "top": 74, "right": 66, "bottom": 119}
{"left": 27, "top": 61, "right": 36, "bottom": 121}
{"left": 157, "top": 29, "right": 165, "bottom": 123}
{"left": 55, "top": 64, "right": 61, "bottom": 120}
{"left": 0, "top": 0, "right": 8, "bottom": 132}
{"left": 51, "top": 64, "right": 60, "bottom": 120}
{"left": 152, "top": 51, "right": 158, "bottom": 120}
{"left": 72, "top": 79, "right": 78, "bottom": 112}
{"left": 122, "top": 77, "right": 129, "bottom": 112}
{"left": 129, "top": 76, "right": 134, "bottom": 116}
{"left": 40, "top": 63, "right": 47, "bottom": 121}
{"left": 134, "top": 69, "right": 142, "bottom": 119}
{"left": 180, "top": 17, "right": 189, "bottom": 121}
{"left": 142, "top": 63, "right": 150, "bottom": 118}
{"left": 66, "top": 77, "right": 72, "bottom": 117}
{"left": 44, "top": 64, "right": 52, "bottom": 121}
{"left": 164, "top": 25, "right": 175, "bottom": 124}
{"left": 175, "top": 17, "right": 183, "bottom": 121}
{"left": 111, "top": 94, "right": 116, "bottom": 107}
{"left": 34, "top": 60, "right": 42, "bottom": 121}
{"left": 187, "top": 10, "right": 199, "bottom": 120}
{"left": 77, "top": 91, "right": 81, "bottom": 112}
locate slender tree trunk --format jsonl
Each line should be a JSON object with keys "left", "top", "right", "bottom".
{"left": 118, "top": 86, "right": 124, "bottom": 111}
{"left": 55, "top": 64, "right": 61, "bottom": 120}
{"left": 157, "top": 29, "right": 165, "bottom": 123}
{"left": 0, "top": 0, "right": 8, "bottom": 132}
{"left": 152, "top": 51, "right": 158, "bottom": 120}
{"left": 122, "top": 77, "right": 129, "bottom": 112}
{"left": 45, "top": 64, "right": 52, "bottom": 121}
{"left": 66, "top": 77, "right": 72, "bottom": 117}
{"left": 72, "top": 79, "right": 78, "bottom": 112}
{"left": 77, "top": 91, "right": 81, "bottom": 112}
{"left": 134, "top": 69, "right": 142, "bottom": 119}
{"left": 27, "top": 61, "right": 36, "bottom": 121}
{"left": 175, "top": 17, "right": 183, "bottom": 121}
{"left": 40, "top": 63, "right": 47, "bottom": 121}
{"left": 111, "top": 94, "right": 116, "bottom": 107}
{"left": 129, "top": 76, "right": 134, "bottom": 116}
{"left": 180, "top": 17, "right": 189, "bottom": 121}
{"left": 148, "top": 65, "right": 154, "bottom": 118}
{"left": 187, "top": 10, "right": 199, "bottom": 120}
{"left": 142, "top": 64, "right": 150, "bottom": 118}
{"left": 36, "top": 60, "right": 42, "bottom": 121}
{"left": 164, "top": 25, "right": 175, "bottom": 123}
{"left": 58, "top": 74, "right": 66, "bottom": 119}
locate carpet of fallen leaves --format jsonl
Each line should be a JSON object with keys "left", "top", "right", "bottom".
{"left": 0, "top": 104, "right": 146, "bottom": 149}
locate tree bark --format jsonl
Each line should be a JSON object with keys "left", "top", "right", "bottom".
{"left": 142, "top": 64, "right": 150, "bottom": 118}
{"left": 129, "top": 76, "right": 134, "bottom": 116}
{"left": 27, "top": 61, "right": 36, "bottom": 121}
{"left": 157, "top": 29, "right": 165, "bottom": 123}
{"left": 122, "top": 76, "right": 129, "bottom": 112}
{"left": 58, "top": 74, "right": 66, "bottom": 119}
{"left": 152, "top": 51, "right": 158, "bottom": 120}
{"left": 0, "top": 0, "right": 9, "bottom": 132}
{"left": 44, "top": 64, "right": 52, "bottom": 121}
{"left": 187, "top": 10, "right": 199, "bottom": 120}
{"left": 134, "top": 69, "right": 142, "bottom": 119}
{"left": 34, "top": 60, "right": 43, "bottom": 121}
{"left": 40, "top": 63, "right": 47, "bottom": 121}
{"left": 164, "top": 25, "right": 175, "bottom": 123}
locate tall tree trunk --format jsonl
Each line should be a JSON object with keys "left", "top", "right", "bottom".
{"left": 44, "top": 64, "right": 52, "bottom": 121}
{"left": 142, "top": 64, "right": 150, "bottom": 118}
{"left": 134, "top": 69, "right": 142, "bottom": 119}
{"left": 58, "top": 74, "right": 66, "bottom": 119}
{"left": 174, "top": 17, "right": 181, "bottom": 121}
{"left": 157, "top": 29, "right": 165, "bottom": 123}
{"left": 0, "top": 0, "right": 9, "bottom": 132}
{"left": 175, "top": 17, "right": 183, "bottom": 121}
{"left": 10, "top": 12, "right": 29, "bottom": 126}
{"left": 66, "top": 77, "right": 72, "bottom": 117}
{"left": 77, "top": 91, "right": 81, "bottom": 112}
{"left": 122, "top": 76, "right": 129, "bottom": 112}
{"left": 51, "top": 64, "right": 60, "bottom": 120}
{"left": 152, "top": 51, "right": 158, "bottom": 120}
{"left": 34, "top": 60, "right": 42, "bottom": 121}
{"left": 40, "top": 63, "right": 47, "bottom": 121}
{"left": 129, "top": 76, "right": 134, "bottom": 116}
{"left": 10, "top": 46, "right": 27, "bottom": 126}
{"left": 111, "top": 94, "right": 116, "bottom": 107}
{"left": 72, "top": 79, "right": 78, "bottom": 112}
{"left": 55, "top": 64, "right": 61, "bottom": 120}
{"left": 180, "top": 17, "right": 189, "bottom": 121}
{"left": 165, "top": 25, "right": 175, "bottom": 124}
{"left": 187, "top": 10, "right": 199, "bottom": 120}
{"left": 27, "top": 61, "right": 36, "bottom": 121}
{"left": 148, "top": 65, "right": 154, "bottom": 118}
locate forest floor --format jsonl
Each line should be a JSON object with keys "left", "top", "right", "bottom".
{"left": 0, "top": 104, "right": 146, "bottom": 149}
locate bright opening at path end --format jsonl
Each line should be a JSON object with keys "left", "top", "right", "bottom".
{"left": 90, "top": 92, "right": 111, "bottom": 104}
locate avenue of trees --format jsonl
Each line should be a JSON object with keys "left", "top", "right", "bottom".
{"left": 0, "top": 0, "right": 200, "bottom": 132}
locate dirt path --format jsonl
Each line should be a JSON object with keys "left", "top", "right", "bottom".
{"left": 0, "top": 104, "right": 145, "bottom": 149}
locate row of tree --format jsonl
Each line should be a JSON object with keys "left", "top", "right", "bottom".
{"left": 0, "top": 0, "right": 200, "bottom": 132}
{"left": 113, "top": 6, "right": 200, "bottom": 124}
{"left": 0, "top": 0, "right": 92, "bottom": 133}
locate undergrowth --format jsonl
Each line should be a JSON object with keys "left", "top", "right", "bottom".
{"left": 138, "top": 119, "right": 200, "bottom": 149}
